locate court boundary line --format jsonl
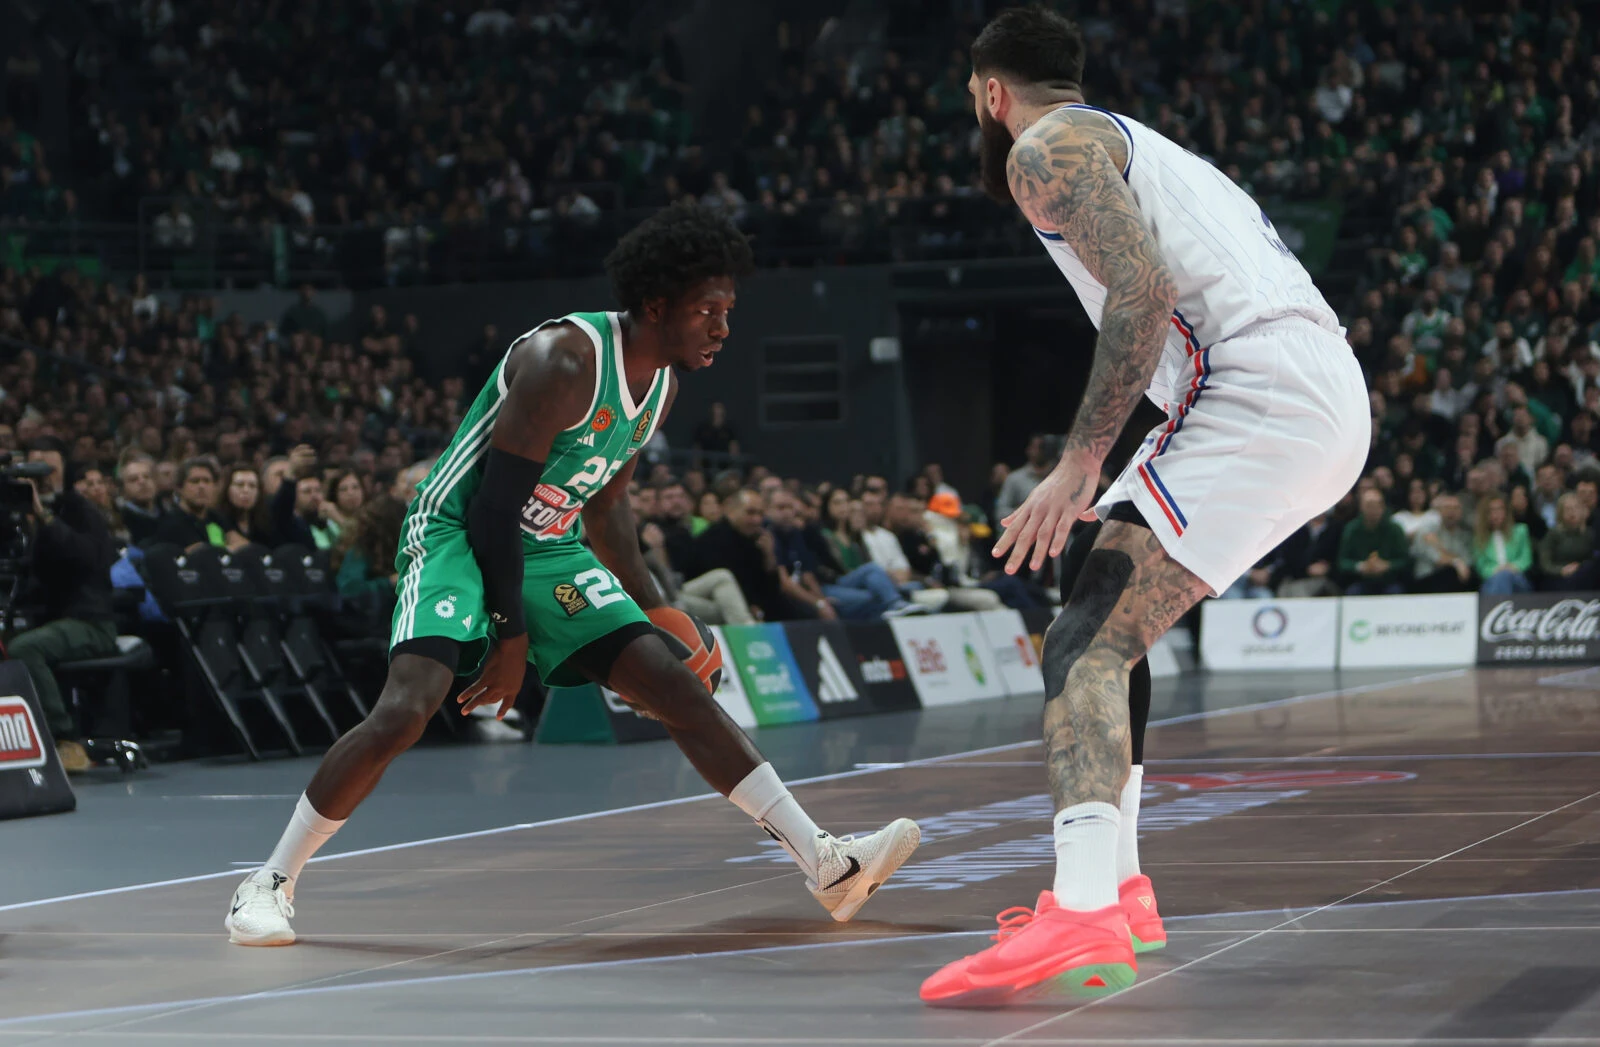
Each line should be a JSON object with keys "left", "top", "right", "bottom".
{"left": 982, "top": 787, "right": 1600, "bottom": 1046}
{"left": 4, "top": 889, "right": 1598, "bottom": 1030}
{"left": 1149, "top": 751, "right": 1600, "bottom": 764}
{"left": 0, "top": 739, "right": 1037, "bottom": 915}
{"left": 5, "top": 1036, "right": 1599, "bottom": 1046}
{"left": 0, "top": 668, "right": 1466, "bottom": 915}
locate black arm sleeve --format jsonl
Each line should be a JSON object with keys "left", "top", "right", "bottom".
{"left": 466, "top": 448, "right": 545, "bottom": 639}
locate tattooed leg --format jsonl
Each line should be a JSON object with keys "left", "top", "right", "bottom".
{"left": 1042, "top": 520, "right": 1207, "bottom": 808}
{"left": 1041, "top": 520, "right": 1208, "bottom": 910}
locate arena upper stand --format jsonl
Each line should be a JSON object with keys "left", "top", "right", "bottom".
{"left": 2, "top": 0, "right": 1600, "bottom": 761}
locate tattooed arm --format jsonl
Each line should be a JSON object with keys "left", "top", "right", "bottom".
{"left": 992, "top": 111, "right": 1179, "bottom": 574}
{"left": 1010, "top": 111, "right": 1177, "bottom": 462}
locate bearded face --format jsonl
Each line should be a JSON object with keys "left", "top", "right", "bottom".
{"left": 976, "top": 99, "right": 1017, "bottom": 205}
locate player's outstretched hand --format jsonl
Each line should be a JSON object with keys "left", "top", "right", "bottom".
{"left": 458, "top": 633, "right": 530, "bottom": 720}
{"left": 993, "top": 456, "right": 1099, "bottom": 575}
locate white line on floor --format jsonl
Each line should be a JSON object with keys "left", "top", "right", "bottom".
{"left": 0, "top": 932, "right": 985, "bottom": 1028}
{"left": 980, "top": 788, "right": 1600, "bottom": 1047}
{"left": 1149, "top": 751, "right": 1600, "bottom": 763}
{"left": 0, "top": 667, "right": 1464, "bottom": 917}
{"left": 165, "top": 794, "right": 302, "bottom": 800}
{"left": 3, "top": 1035, "right": 1599, "bottom": 1045}
{"left": 4, "top": 890, "right": 1598, "bottom": 1032}
{"left": 1145, "top": 668, "right": 1470, "bottom": 727}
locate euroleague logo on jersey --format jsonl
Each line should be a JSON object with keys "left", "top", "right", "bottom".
{"left": 591, "top": 407, "right": 615, "bottom": 433}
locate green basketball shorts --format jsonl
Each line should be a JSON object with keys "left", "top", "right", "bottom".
{"left": 391, "top": 522, "right": 649, "bottom": 686}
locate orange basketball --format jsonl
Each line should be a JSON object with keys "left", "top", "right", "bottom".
{"left": 645, "top": 607, "right": 724, "bottom": 694}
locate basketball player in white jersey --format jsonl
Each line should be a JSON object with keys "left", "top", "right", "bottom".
{"left": 920, "top": 8, "right": 1368, "bottom": 1005}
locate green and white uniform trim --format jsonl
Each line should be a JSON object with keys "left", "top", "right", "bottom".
{"left": 391, "top": 311, "right": 670, "bottom": 685}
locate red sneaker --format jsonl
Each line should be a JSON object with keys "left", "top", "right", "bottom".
{"left": 919, "top": 891, "right": 1137, "bottom": 1006}
{"left": 1120, "top": 874, "right": 1166, "bottom": 953}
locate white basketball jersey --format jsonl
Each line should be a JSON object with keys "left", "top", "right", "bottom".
{"left": 1031, "top": 104, "right": 1341, "bottom": 406}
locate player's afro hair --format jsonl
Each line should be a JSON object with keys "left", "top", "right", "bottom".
{"left": 604, "top": 201, "right": 755, "bottom": 315}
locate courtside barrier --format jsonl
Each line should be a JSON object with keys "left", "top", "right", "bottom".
{"left": 1339, "top": 593, "right": 1477, "bottom": 668}
{"left": 888, "top": 612, "right": 1008, "bottom": 707}
{"left": 538, "top": 611, "right": 1045, "bottom": 744}
{"left": 1197, "top": 591, "right": 1600, "bottom": 671}
{"left": 539, "top": 591, "right": 1600, "bottom": 741}
{"left": 1199, "top": 598, "right": 1339, "bottom": 671}
{"left": 0, "top": 661, "right": 78, "bottom": 820}
{"left": 1477, "top": 592, "right": 1600, "bottom": 664}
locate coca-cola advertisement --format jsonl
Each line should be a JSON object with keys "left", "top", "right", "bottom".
{"left": 1477, "top": 593, "right": 1600, "bottom": 663}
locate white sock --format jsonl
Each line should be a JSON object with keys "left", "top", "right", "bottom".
{"left": 729, "top": 762, "right": 823, "bottom": 880}
{"left": 1051, "top": 801, "right": 1121, "bottom": 911}
{"left": 264, "top": 793, "right": 347, "bottom": 886}
{"left": 1116, "top": 765, "right": 1144, "bottom": 884}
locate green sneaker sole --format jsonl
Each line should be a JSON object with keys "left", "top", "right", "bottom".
{"left": 1130, "top": 931, "right": 1167, "bottom": 954}
{"left": 1045, "top": 961, "right": 1139, "bottom": 998}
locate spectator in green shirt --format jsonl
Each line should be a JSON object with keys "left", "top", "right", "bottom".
{"left": 1538, "top": 493, "right": 1597, "bottom": 591}
{"left": 1339, "top": 488, "right": 1412, "bottom": 595}
{"left": 1564, "top": 237, "right": 1600, "bottom": 292}
{"left": 1401, "top": 290, "right": 1452, "bottom": 368}
{"left": 1474, "top": 494, "right": 1534, "bottom": 595}
{"left": 1387, "top": 225, "right": 1428, "bottom": 286}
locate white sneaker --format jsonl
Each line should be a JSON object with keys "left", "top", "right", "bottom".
{"left": 226, "top": 869, "right": 296, "bottom": 946}
{"left": 807, "top": 818, "right": 922, "bottom": 922}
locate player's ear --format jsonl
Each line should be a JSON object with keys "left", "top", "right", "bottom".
{"left": 985, "top": 76, "right": 1006, "bottom": 122}
{"left": 640, "top": 297, "right": 668, "bottom": 325}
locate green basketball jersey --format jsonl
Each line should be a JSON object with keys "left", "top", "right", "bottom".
{"left": 406, "top": 311, "right": 670, "bottom": 550}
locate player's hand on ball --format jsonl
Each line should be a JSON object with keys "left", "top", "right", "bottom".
{"left": 458, "top": 632, "right": 529, "bottom": 719}
{"left": 993, "top": 454, "right": 1100, "bottom": 574}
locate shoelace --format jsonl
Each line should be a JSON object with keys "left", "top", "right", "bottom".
{"left": 812, "top": 834, "right": 856, "bottom": 892}
{"left": 242, "top": 880, "right": 295, "bottom": 918}
{"left": 991, "top": 905, "right": 1037, "bottom": 942}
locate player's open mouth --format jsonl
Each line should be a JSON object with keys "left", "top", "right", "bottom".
{"left": 700, "top": 346, "right": 719, "bottom": 365}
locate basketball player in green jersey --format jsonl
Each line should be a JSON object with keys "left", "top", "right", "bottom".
{"left": 227, "top": 204, "right": 921, "bottom": 945}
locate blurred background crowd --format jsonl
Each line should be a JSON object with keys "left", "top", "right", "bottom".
{"left": 4, "top": 0, "right": 1600, "bottom": 761}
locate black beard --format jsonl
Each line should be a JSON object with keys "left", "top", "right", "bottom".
{"left": 978, "top": 107, "right": 1016, "bottom": 205}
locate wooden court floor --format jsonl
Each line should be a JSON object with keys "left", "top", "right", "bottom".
{"left": 1, "top": 666, "right": 1597, "bottom": 1045}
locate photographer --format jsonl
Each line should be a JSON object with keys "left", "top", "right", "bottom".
{"left": 6, "top": 439, "right": 120, "bottom": 773}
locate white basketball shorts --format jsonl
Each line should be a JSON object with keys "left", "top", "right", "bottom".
{"left": 1095, "top": 316, "right": 1370, "bottom": 595}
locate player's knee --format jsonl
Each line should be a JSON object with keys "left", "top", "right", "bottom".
{"left": 1043, "top": 548, "right": 1136, "bottom": 699}
{"left": 626, "top": 660, "right": 713, "bottom": 728}
{"left": 362, "top": 678, "right": 441, "bottom": 758}
{"left": 362, "top": 699, "right": 430, "bottom": 759}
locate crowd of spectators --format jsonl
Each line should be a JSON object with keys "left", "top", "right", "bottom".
{"left": 0, "top": 262, "right": 465, "bottom": 495}
{"left": 1282, "top": 0, "right": 1600, "bottom": 601}
{"left": 631, "top": 449, "right": 1046, "bottom": 634}
{"left": 11, "top": 1, "right": 1600, "bottom": 763}
{"left": 10, "top": 2, "right": 1587, "bottom": 277}
{"left": 4, "top": 0, "right": 700, "bottom": 281}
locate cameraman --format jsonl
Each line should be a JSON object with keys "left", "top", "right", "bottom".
{"left": 7, "top": 438, "right": 120, "bottom": 773}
